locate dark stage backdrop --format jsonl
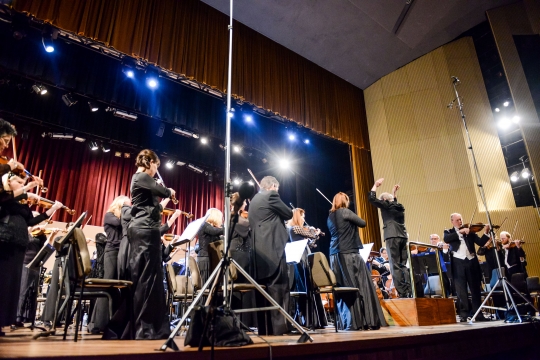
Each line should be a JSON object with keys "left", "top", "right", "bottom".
{"left": 5, "top": 127, "right": 223, "bottom": 235}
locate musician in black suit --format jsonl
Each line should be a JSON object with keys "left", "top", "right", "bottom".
{"left": 443, "top": 213, "right": 490, "bottom": 321}
{"left": 248, "top": 176, "right": 293, "bottom": 335}
{"left": 500, "top": 231, "right": 522, "bottom": 277}
{"left": 368, "top": 178, "right": 411, "bottom": 297}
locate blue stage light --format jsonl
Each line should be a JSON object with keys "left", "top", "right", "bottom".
{"left": 304, "top": 139, "right": 310, "bottom": 144}
{"left": 146, "top": 77, "right": 158, "bottom": 89}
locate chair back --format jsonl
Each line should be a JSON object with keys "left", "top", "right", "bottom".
{"left": 166, "top": 263, "right": 177, "bottom": 293}
{"left": 175, "top": 276, "right": 194, "bottom": 296}
{"left": 526, "top": 276, "right": 540, "bottom": 292}
{"left": 188, "top": 255, "right": 202, "bottom": 290}
{"left": 511, "top": 273, "right": 529, "bottom": 294}
{"left": 208, "top": 240, "right": 237, "bottom": 280}
{"left": 73, "top": 228, "right": 92, "bottom": 278}
{"left": 309, "top": 252, "right": 336, "bottom": 288}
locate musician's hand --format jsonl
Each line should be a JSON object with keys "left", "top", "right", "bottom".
{"left": 8, "top": 159, "right": 24, "bottom": 172}
{"left": 25, "top": 181, "right": 40, "bottom": 191}
{"left": 484, "top": 224, "right": 491, "bottom": 234}
{"left": 31, "top": 175, "right": 44, "bottom": 187}
{"left": 514, "top": 240, "right": 521, "bottom": 248}
{"left": 27, "top": 192, "right": 40, "bottom": 201}
{"left": 459, "top": 227, "right": 470, "bottom": 235}
{"left": 168, "top": 188, "right": 176, "bottom": 197}
{"left": 374, "top": 178, "right": 384, "bottom": 187}
{"left": 51, "top": 201, "right": 63, "bottom": 211}
{"left": 393, "top": 184, "right": 400, "bottom": 193}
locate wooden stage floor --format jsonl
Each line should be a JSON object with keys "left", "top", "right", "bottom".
{"left": 1, "top": 320, "right": 539, "bottom": 360}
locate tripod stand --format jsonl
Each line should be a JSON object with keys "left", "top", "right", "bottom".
{"left": 449, "top": 77, "right": 538, "bottom": 323}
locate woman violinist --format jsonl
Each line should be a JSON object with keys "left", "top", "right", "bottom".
{"left": 196, "top": 208, "right": 224, "bottom": 284}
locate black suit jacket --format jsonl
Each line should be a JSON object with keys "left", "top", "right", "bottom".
{"left": 368, "top": 191, "right": 407, "bottom": 239}
{"left": 443, "top": 228, "right": 489, "bottom": 256}
{"left": 248, "top": 189, "right": 293, "bottom": 279}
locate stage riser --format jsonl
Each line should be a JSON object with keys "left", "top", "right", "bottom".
{"left": 380, "top": 298, "right": 456, "bottom": 326}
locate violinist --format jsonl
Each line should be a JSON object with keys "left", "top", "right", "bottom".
{"left": 0, "top": 172, "right": 63, "bottom": 334}
{"left": 477, "top": 237, "right": 504, "bottom": 290}
{"left": 286, "top": 208, "right": 326, "bottom": 329}
{"left": 443, "top": 213, "right": 490, "bottom": 322}
{"left": 515, "top": 239, "right": 527, "bottom": 277}
{"left": 196, "top": 208, "right": 223, "bottom": 284}
{"left": 500, "top": 231, "right": 522, "bottom": 277}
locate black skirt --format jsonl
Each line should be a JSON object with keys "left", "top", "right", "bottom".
{"left": 117, "top": 236, "right": 130, "bottom": 281}
{"left": 330, "top": 252, "right": 387, "bottom": 330}
{"left": 0, "top": 243, "right": 26, "bottom": 327}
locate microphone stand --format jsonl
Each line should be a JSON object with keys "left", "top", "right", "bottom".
{"left": 449, "top": 76, "right": 538, "bottom": 323}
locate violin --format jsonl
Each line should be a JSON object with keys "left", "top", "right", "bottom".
{"left": 31, "top": 227, "right": 66, "bottom": 237}
{"left": 240, "top": 210, "right": 248, "bottom": 219}
{"left": 24, "top": 196, "right": 76, "bottom": 215}
{"left": 161, "top": 207, "right": 193, "bottom": 218}
{"left": 459, "top": 223, "right": 498, "bottom": 233}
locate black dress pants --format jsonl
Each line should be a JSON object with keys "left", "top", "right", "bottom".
{"left": 255, "top": 256, "right": 290, "bottom": 335}
{"left": 386, "top": 237, "right": 411, "bottom": 296}
{"left": 452, "top": 257, "right": 482, "bottom": 318}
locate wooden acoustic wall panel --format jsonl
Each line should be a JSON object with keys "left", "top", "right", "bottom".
{"left": 488, "top": 2, "right": 540, "bottom": 196}
{"left": 364, "top": 38, "right": 535, "bottom": 274}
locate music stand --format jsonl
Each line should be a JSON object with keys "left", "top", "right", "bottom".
{"left": 414, "top": 253, "right": 440, "bottom": 297}
{"left": 33, "top": 212, "right": 87, "bottom": 339}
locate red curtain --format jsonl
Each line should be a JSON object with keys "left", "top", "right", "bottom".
{"left": 7, "top": 129, "right": 223, "bottom": 234}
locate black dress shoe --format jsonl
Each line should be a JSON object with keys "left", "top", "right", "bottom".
{"left": 474, "top": 315, "right": 490, "bottom": 322}
{"left": 458, "top": 316, "right": 468, "bottom": 322}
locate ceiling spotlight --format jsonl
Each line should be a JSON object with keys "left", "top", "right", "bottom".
{"left": 187, "top": 164, "right": 204, "bottom": 174}
{"left": 233, "top": 145, "right": 241, "bottom": 153}
{"left": 279, "top": 159, "right": 290, "bottom": 169}
{"left": 102, "top": 144, "right": 110, "bottom": 153}
{"left": 62, "top": 93, "right": 77, "bottom": 107}
{"left": 41, "top": 25, "right": 57, "bottom": 53}
{"left": 233, "top": 178, "right": 241, "bottom": 185}
{"left": 288, "top": 134, "right": 296, "bottom": 141}
{"left": 88, "top": 101, "right": 99, "bottom": 112}
{"left": 521, "top": 168, "right": 531, "bottom": 179}
{"left": 200, "top": 137, "right": 208, "bottom": 144}
{"left": 248, "top": 180, "right": 254, "bottom": 186}
{"left": 244, "top": 115, "right": 253, "bottom": 122}
{"left": 32, "top": 84, "right": 47, "bottom": 95}
{"left": 146, "top": 67, "right": 160, "bottom": 89}
{"left": 106, "top": 107, "right": 137, "bottom": 121}
{"left": 512, "top": 115, "right": 520, "bottom": 123}
{"left": 42, "top": 36, "right": 54, "bottom": 53}
{"left": 172, "top": 127, "right": 198, "bottom": 138}
{"left": 124, "top": 153, "right": 131, "bottom": 158}
{"left": 503, "top": 101, "right": 510, "bottom": 107}
{"left": 74, "top": 136, "right": 86, "bottom": 142}
{"left": 50, "top": 133, "right": 73, "bottom": 140}
{"left": 304, "top": 139, "right": 310, "bottom": 144}
{"left": 166, "top": 160, "right": 174, "bottom": 169}
{"left": 88, "top": 141, "right": 99, "bottom": 151}
{"left": 494, "top": 108, "right": 500, "bottom": 112}
{"left": 497, "top": 117, "right": 511, "bottom": 130}
{"left": 114, "top": 151, "right": 122, "bottom": 157}
{"left": 510, "top": 171, "right": 519, "bottom": 182}
{"left": 192, "top": 133, "right": 200, "bottom": 139}
{"left": 176, "top": 161, "right": 186, "bottom": 166}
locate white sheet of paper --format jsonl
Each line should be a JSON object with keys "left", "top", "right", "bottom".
{"left": 359, "top": 243, "right": 374, "bottom": 262}
{"left": 285, "top": 240, "right": 309, "bottom": 264}
{"left": 176, "top": 212, "right": 210, "bottom": 243}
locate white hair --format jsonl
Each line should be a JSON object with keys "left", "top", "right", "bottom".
{"left": 379, "top": 192, "right": 393, "bottom": 201}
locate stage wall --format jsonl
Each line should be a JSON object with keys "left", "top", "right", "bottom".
{"left": 364, "top": 37, "right": 540, "bottom": 277}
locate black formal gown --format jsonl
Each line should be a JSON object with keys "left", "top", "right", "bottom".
{"left": 117, "top": 205, "right": 132, "bottom": 281}
{"left": 327, "top": 208, "right": 387, "bottom": 330}
{"left": 196, "top": 222, "right": 224, "bottom": 285}
{"left": 0, "top": 195, "right": 48, "bottom": 329}
{"left": 104, "top": 172, "right": 171, "bottom": 340}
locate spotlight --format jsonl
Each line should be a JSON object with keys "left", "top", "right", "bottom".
{"left": 114, "top": 151, "right": 122, "bottom": 157}
{"left": 74, "top": 136, "right": 86, "bottom": 142}
{"left": 102, "top": 144, "right": 110, "bottom": 153}
{"left": 187, "top": 164, "right": 204, "bottom": 174}
{"left": 304, "top": 139, "right": 310, "bottom": 144}
{"left": 147, "top": 77, "right": 158, "bottom": 89}
{"left": 41, "top": 25, "right": 57, "bottom": 53}
{"left": 88, "top": 101, "right": 99, "bottom": 112}
{"left": 106, "top": 107, "right": 137, "bottom": 121}
{"left": 510, "top": 171, "right": 519, "bottom": 182}
{"left": 62, "top": 93, "right": 77, "bottom": 107}
{"left": 248, "top": 180, "right": 254, "bottom": 186}
{"left": 279, "top": 159, "right": 290, "bottom": 169}
{"left": 219, "top": 144, "right": 226, "bottom": 151}
{"left": 497, "top": 117, "right": 511, "bottom": 130}
{"left": 50, "top": 133, "right": 73, "bottom": 140}
{"left": 88, "top": 141, "right": 99, "bottom": 151}
{"left": 176, "top": 161, "right": 186, "bottom": 166}
{"left": 288, "top": 134, "right": 296, "bottom": 141}
{"left": 521, "top": 168, "right": 531, "bottom": 179}
{"left": 244, "top": 115, "right": 253, "bottom": 122}
{"left": 125, "top": 69, "right": 134, "bottom": 78}
{"left": 166, "top": 160, "right": 174, "bottom": 169}
{"left": 512, "top": 115, "right": 520, "bottom": 123}
{"left": 233, "top": 145, "right": 241, "bottom": 153}
{"left": 172, "top": 127, "right": 199, "bottom": 138}
{"left": 42, "top": 36, "right": 54, "bottom": 53}
{"left": 261, "top": 158, "right": 268, "bottom": 164}
{"left": 145, "top": 67, "right": 160, "bottom": 89}
{"left": 494, "top": 108, "right": 500, "bottom": 112}
{"left": 32, "top": 84, "right": 47, "bottom": 95}
{"left": 233, "top": 178, "right": 241, "bottom": 185}
{"left": 503, "top": 101, "right": 510, "bottom": 107}
{"left": 200, "top": 137, "right": 208, "bottom": 144}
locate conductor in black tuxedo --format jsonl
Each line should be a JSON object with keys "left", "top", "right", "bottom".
{"left": 443, "top": 213, "right": 490, "bottom": 321}
{"left": 248, "top": 176, "right": 293, "bottom": 335}
{"left": 368, "top": 178, "right": 412, "bottom": 297}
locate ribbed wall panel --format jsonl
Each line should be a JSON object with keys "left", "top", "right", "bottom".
{"left": 365, "top": 37, "right": 539, "bottom": 277}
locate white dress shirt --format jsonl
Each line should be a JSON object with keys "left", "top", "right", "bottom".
{"left": 452, "top": 227, "right": 475, "bottom": 260}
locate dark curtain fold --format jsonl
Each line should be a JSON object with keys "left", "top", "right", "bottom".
{"left": 12, "top": 0, "right": 369, "bottom": 149}
{"left": 5, "top": 127, "right": 224, "bottom": 231}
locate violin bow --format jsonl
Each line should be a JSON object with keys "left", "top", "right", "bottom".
{"left": 316, "top": 188, "right": 332, "bottom": 205}
{"left": 417, "top": 223, "right": 422, "bottom": 242}
{"left": 469, "top": 204, "right": 477, "bottom": 225}
{"left": 289, "top": 202, "right": 312, "bottom": 227}
{"left": 246, "top": 168, "right": 260, "bottom": 188}
{"left": 512, "top": 219, "right": 519, "bottom": 238}
{"left": 82, "top": 215, "right": 93, "bottom": 228}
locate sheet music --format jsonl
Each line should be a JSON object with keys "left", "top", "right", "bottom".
{"left": 174, "top": 212, "right": 210, "bottom": 244}
{"left": 285, "top": 240, "right": 309, "bottom": 264}
{"left": 359, "top": 243, "right": 374, "bottom": 262}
